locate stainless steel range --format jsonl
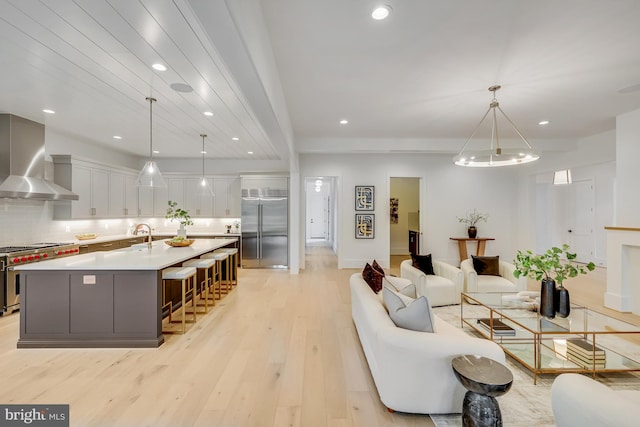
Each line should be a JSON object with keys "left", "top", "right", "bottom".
{"left": 0, "top": 242, "right": 80, "bottom": 315}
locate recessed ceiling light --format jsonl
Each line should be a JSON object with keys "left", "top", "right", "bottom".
{"left": 153, "top": 150, "right": 159, "bottom": 154}
{"left": 113, "top": 135, "right": 122, "bottom": 140}
{"left": 538, "top": 120, "right": 550, "bottom": 125}
{"left": 339, "top": 119, "right": 349, "bottom": 125}
{"left": 371, "top": 5, "right": 392, "bottom": 20}
{"left": 204, "top": 111, "right": 213, "bottom": 117}
{"left": 248, "top": 151, "right": 254, "bottom": 155}
{"left": 42, "top": 109, "right": 55, "bottom": 114}
{"left": 152, "top": 63, "right": 166, "bottom": 71}
{"left": 201, "top": 150, "right": 206, "bottom": 154}
{"left": 232, "top": 137, "right": 239, "bottom": 141}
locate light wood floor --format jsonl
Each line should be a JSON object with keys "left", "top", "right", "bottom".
{"left": 0, "top": 251, "right": 637, "bottom": 426}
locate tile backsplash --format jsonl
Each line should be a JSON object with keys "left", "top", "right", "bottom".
{"left": 0, "top": 199, "right": 240, "bottom": 245}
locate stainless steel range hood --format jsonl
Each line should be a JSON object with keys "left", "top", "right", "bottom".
{"left": 0, "top": 114, "right": 78, "bottom": 201}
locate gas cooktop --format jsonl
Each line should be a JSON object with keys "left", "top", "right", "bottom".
{"left": 0, "top": 243, "right": 76, "bottom": 254}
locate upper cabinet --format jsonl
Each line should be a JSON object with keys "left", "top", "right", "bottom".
{"left": 214, "top": 176, "right": 241, "bottom": 217}
{"left": 109, "top": 172, "right": 139, "bottom": 217}
{"left": 184, "top": 178, "right": 214, "bottom": 217}
{"left": 53, "top": 156, "right": 110, "bottom": 219}
{"left": 52, "top": 156, "right": 240, "bottom": 220}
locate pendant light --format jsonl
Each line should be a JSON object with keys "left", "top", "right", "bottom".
{"left": 199, "top": 133, "right": 214, "bottom": 196}
{"left": 553, "top": 169, "right": 572, "bottom": 185}
{"left": 137, "top": 96, "right": 167, "bottom": 187}
{"left": 453, "top": 85, "right": 540, "bottom": 167}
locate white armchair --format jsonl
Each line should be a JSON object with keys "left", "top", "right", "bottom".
{"left": 400, "top": 259, "right": 463, "bottom": 306}
{"left": 460, "top": 258, "right": 526, "bottom": 293}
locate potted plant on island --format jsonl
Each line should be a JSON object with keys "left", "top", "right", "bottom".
{"left": 165, "top": 200, "right": 193, "bottom": 238}
{"left": 513, "top": 244, "right": 595, "bottom": 318}
{"left": 456, "top": 208, "right": 489, "bottom": 238}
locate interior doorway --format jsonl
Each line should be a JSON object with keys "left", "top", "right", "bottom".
{"left": 568, "top": 179, "right": 595, "bottom": 263}
{"left": 389, "top": 177, "right": 421, "bottom": 260}
{"left": 304, "top": 176, "right": 338, "bottom": 269}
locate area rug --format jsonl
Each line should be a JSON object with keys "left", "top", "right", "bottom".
{"left": 428, "top": 304, "right": 640, "bottom": 427}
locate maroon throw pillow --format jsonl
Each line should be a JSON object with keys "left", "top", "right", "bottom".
{"left": 411, "top": 253, "right": 435, "bottom": 275}
{"left": 362, "top": 263, "right": 384, "bottom": 293}
{"left": 372, "top": 259, "right": 385, "bottom": 276}
{"left": 472, "top": 255, "right": 500, "bottom": 276}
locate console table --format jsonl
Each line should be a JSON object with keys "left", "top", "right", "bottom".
{"left": 450, "top": 237, "right": 495, "bottom": 261}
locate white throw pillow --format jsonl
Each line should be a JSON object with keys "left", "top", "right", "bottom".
{"left": 383, "top": 276, "right": 416, "bottom": 297}
{"left": 382, "top": 287, "right": 435, "bottom": 333}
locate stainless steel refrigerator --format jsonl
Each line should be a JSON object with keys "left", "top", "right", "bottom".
{"left": 241, "top": 185, "right": 288, "bottom": 268}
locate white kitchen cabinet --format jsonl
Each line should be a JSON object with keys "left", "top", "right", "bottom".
{"left": 52, "top": 156, "right": 110, "bottom": 219}
{"left": 213, "top": 176, "right": 241, "bottom": 217}
{"left": 184, "top": 178, "right": 214, "bottom": 217}
{"left": 109, "top": 172, "right": 139, "bottom": 217}
{"left": 153, "top": 186, "right": 169, "bottom": 217}
{"left": 138, "top": 187, "right": 154, "bottom": 216}
{"left": 137, "top": 179, "right": 176, "bottom": 218}
{"left": 168, "top": 178, "right": 184, "bottom": 208}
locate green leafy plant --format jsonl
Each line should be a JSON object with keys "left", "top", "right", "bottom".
{"left": 513, "top": 244, "right": 595, "bottom": 288}
{"left": 456, "top": 208, "right": 489, "bottom": 227}
{"left": 165, "top": 200, "right": 193, "bottom": 227}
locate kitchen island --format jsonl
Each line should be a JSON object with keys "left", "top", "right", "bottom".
{"left": 16, "top": 238, "right": 237, "bottom": 348}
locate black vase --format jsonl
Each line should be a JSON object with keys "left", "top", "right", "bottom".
{"left": 556, "top": 286, "right": 571, "bottom": 318}
{"left": 540, "top": 278, "right": 556, "bottom": 318}
{"left": 467, "top": 226, "right": 477, "bottom": 238}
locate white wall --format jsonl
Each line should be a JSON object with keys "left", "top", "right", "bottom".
{"left": 615, "top": 109, "right": 640, "bottom": 226}
{"left": 300, "top": 153, "right": 522, "bottom": 269}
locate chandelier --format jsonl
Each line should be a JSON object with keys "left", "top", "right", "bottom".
{"left": 453, "top": 85, "right": 540, "bottom": 167}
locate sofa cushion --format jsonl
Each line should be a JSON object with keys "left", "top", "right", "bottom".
{"left": 362, "top": 263, "right": 384, "bottom": 293}
{"left": 411, "top": 253, "right": 435, "bottom": 275}
{"left": 382, "top": 287, "right": 435, "bottom": 332}
{"left": 472, "top": 255, "right": 500, "bottom": 276}
{"left": 383, "top": 276, "right": 415, "bottom": 296}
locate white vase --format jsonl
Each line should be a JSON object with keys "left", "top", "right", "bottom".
{"left": 177, "top": 224, "right": 187, "bottom": 238}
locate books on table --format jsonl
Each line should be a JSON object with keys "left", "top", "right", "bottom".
{"left": 566, "top": 338, "right": 606, "bottom": 369}
{"left": 477, "top": 318, "right": 516, "bottom": 336}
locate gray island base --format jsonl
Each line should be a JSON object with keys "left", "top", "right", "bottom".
{"left": 17, "top": 238, "right": 237, "bottom": 348}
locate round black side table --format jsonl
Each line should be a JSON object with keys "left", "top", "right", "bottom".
{"left": 451, "top": 355, "right": 513, "bottom": 427}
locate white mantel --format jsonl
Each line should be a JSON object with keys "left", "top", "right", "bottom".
{"left": 605, "top": 227, "right": 640, "bottom": 314}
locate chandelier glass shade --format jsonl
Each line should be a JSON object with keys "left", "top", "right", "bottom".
{"left": 137, "top": 96, "right": 167, "bottom": 187}
{"left": 453, "top": 85, "right": 540, "bottom": 167}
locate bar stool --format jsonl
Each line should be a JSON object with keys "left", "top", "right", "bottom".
{"left": 183, "top": 258, "right": 216, "bottom": 312}
{"left": 161, "top": 266, "right": 197, "bottom": 334}
{"left": 201, "top": 252, "right": 230, "bottom": 297}
{"left": 214, "top": 248, "right": 238, "bottom": 288}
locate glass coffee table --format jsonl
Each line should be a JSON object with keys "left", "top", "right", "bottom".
{"left": 461, "top": 292, "right": 640, "bottom": 384}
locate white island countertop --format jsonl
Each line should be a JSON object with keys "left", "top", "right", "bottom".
{"left": 17, "top": 238, "right": 237, "bottom": 271}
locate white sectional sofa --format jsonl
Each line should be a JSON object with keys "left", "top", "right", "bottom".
{"left": 350, "top": 273, "right": 506, "bottom": 414}
{"left": 551, "top": 373, "right": 640, "bottom": 427}
{"left": 460, "top": 258, "right": 527, "bottom": 293}
{"left": 400, "top": 259, "right": 463, "bottom": 306}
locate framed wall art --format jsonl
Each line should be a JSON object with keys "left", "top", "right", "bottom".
{"left": 355, "top": 185, "right": 374, "bottom": 211}
{"left": 355, "top": 214, "right": 375, "bottom": 239}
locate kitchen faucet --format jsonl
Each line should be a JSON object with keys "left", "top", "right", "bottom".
{"left": 133, "top": 223, "right": 153, "bottom": 248}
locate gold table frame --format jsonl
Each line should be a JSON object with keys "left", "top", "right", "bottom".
{"left": 461, "top": 292, "right": 640, "bottom": 384}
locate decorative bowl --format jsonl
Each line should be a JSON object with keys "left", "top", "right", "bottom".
{"left": 76, "top": 233, "right": 99, "bottom": 240}
{"left": 164, "top": 239, "right": 195, "bottom": 247}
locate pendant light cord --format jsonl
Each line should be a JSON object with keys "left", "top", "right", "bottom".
{"left": 200, "top": 133, "right": 207, "bottom": 181}
{"left": 146, "top": 97, "right": 157, "bottom": 161}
